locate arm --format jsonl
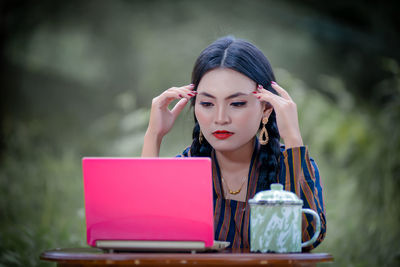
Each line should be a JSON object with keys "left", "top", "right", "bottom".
{"left": 278, "top": 146, "right": 326, "bottom": 250}
{"left": 255, "top": 82, "right": 326, "bottom": 248}
{"left": 141, "top": 130, "right": 163, "bottom": 157}
{"left": 141, "top": 84, "right": 196, "bottom": 157}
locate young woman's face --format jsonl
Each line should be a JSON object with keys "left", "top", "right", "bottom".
{"left": 195, "top": 68, "right": 268, "bottom": 152}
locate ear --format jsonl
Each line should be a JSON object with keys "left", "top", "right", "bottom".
{"left": 262, "top": 104, "right": 273, "bottom": 119}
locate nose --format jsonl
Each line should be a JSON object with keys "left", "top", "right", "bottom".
{"left": 214, "top": 106, "right": 231, "bottom": 125}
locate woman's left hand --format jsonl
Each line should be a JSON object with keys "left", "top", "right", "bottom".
{"left": 253, "top": 82, "right": 303, "bottom": 148}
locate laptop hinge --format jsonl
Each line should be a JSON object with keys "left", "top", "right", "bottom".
{"left": 96, "top": 240, "right": 206, "bottom": 251}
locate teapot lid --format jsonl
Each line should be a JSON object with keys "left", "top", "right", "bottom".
{"left": 248, "top": 183, "right": 303, "bottom": 205}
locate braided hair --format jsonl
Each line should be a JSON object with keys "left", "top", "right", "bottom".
{"left": 189, "top": 36, "right": 281, "bottom": 191}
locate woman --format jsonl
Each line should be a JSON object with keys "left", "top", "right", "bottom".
{"left": 142, "top": 36, "right": 326, "bottom": 250}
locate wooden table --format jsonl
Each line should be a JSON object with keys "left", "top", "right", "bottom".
{"left": 40, "top": 248, "right": 333, "bottom": 266}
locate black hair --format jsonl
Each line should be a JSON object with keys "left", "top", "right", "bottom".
{"left": 189, "top": 36, "right": 281, "bottom": 191}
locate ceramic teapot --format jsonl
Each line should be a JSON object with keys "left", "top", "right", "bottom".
{"left": 248, "top": 183, "right": 321, "bottom": 253}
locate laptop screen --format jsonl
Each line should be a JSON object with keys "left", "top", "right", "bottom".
{"left": 82, "top": 157, "right": 214, "bottom": 248}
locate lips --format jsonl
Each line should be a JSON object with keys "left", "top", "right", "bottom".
{"left": 212, "top": 130, "right": 234, "bottom": 140}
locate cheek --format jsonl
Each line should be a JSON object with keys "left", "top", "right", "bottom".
{"left": 239, "top": 114, "right": 262, "bottom": 129}
{"left": 238, "top": 106, "right": 263, "bottom": 129}
{"left": 194, "top": 105, "right": 208, "bottom": 125}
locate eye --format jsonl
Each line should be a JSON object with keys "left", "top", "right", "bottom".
{"left": 231, "top": 101, "right": 247, "bottom": 107}
{"left": 199, "top": 101, "right": 213, "bottom": 107}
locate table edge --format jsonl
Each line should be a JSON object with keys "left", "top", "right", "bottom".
{"left": 40, "top": 249, "right": 334, "bottom": 264}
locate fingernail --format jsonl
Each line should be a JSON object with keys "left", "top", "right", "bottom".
{"left": 257, "top": 96, "right": 261, "bottom": 99}
{"left": 193, "top": 91, "right": 198, "bottom": 94}
{"left": 271, "top": 81, "right": 276, "bottom": 85}
{"left": 188, "top": 93, "right": 194, "bottom": 97}
{"left": 189, "top": 84, "right": 195, "bottom": 87}
{"left": 179, "top": 94, "right": 183, "bottom": 98}
{"left": 252, "top": 91, "right": 258, "bottom": 94}
{"left": 257, "top": 84, "right": 263, "bottom": 89}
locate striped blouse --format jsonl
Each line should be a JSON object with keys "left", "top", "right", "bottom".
{"left": 177, "top": 139, "right": 326, "bottom": 250}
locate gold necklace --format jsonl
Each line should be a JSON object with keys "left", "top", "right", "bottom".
{"left": 221, "top": 176, "right": 247, "bottom": 195}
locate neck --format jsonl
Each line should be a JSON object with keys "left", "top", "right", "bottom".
{"left": 215, "top": 138, "right": 255, "bottom": 173}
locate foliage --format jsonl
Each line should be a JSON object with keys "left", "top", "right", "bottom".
{"left": 1, "top": 1, "right": 399, "bottom": 266}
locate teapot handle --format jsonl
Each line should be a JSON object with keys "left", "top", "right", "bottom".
{"left": 301, "top": 208, "right": 321, "bottom": 248}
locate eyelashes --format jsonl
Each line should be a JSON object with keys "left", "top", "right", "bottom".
{"left": 199, "top": 101, "right": 247, "bottom": 107}
{"left": 231, "top": 101, "right": 246, "bottom": 107}
{"left": 199, "top": 101, "right": 213, "bottom": 107}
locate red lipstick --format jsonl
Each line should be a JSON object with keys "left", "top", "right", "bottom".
{"left": 212, "top": 130, "right": 234, "bottom": 140}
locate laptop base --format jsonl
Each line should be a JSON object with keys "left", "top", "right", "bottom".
{"left": 96, "top": 240, "right": 230, "bottom": 253}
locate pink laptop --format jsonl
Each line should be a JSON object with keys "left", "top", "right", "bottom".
{"left": 82, "top": 157, "right": 229, "bottom": 251}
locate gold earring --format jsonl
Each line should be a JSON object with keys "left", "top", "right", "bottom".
{"left": 259, "top": 117, "right": 269, "bottom": 145}
{"left": 199, "top": 131, "right": 204, "bottom": 144}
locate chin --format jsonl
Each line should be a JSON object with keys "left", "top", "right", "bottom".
{"left": 211, "top": 146, "right": 238, "bottom": 153}
{"left": 207, "top": 140, "right": 252, "bottom": 153}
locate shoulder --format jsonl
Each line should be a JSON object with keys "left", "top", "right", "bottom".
{"left": 176, "top": 146, "right": 192, "bottom": 157}
{"left": 280, "top": 144, "right": 286, "bottom": 152}
{"left": 279, "top": 144, "right": 309, "bottom": 156}
{"left": 279, "top": 145, "right": 317, "bottom": 165}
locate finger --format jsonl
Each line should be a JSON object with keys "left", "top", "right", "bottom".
{"left": 178, "top": 83, "right": 196, "bottom": 91}
{"left": 161, "top": 87, "right": 196, "bottom": 105}
{"left": 171, "top": 98, "right": 189, "bottom": 117}
{"left": 168, "top": 86, "right": 197, "bottom": 98}
{"left": 254, "top": 88, "right": 286, "bottom": 107}
{"left": 158, "top": 91, "right": 185, "bottom": 109}
{"left": 186, "top": 84, "right": 196, "bottom": 90}
{"left": 256, "top": 84, "right": 282, "bottom": 98}
{"left": 271, "top": 82, "right": 293, "bottom": 101}
{"left": 178, "top": 88, "right": 197, "bottom": 98}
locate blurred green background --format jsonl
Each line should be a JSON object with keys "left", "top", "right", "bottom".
{"left": 1, "top": 0, "right": 399, "bottom": 266}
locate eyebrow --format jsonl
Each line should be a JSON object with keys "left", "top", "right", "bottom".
{"left": 198, "top": 92, "right": 249, "bottom": 100}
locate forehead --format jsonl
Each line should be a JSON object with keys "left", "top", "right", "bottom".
{"left": 197, "top": 68, "right": 256, "bottom": 94}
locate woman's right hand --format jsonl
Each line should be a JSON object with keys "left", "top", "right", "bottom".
{"left": 146, "top": 84, "right": 196, "bottom": 139}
